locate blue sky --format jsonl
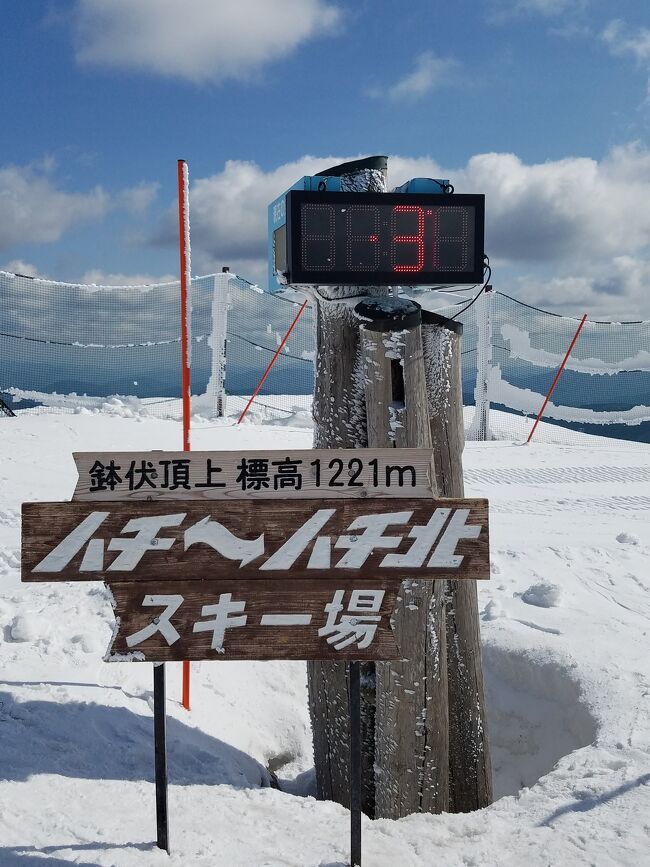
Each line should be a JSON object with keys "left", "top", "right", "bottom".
{"left": 1, "top": 0, "right": 650, "bottom": 317}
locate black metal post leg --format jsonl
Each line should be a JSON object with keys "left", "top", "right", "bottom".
{"left": 154, "top": 662, "right": 170, "bottom": 854}
{"left": 349, "top": 660, "right": 362, "bottom": 867}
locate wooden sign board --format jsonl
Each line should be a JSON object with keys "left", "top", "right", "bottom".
{"left": 108, "top": 579, "right": 400, "bottom": 662}
{"left": 22, "top": 498, "right": 489, "bottom": 584}
{"left": 72, "top": 449, "right": 435, "bottom": 501}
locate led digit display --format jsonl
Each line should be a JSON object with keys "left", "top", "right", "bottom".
{"left": 284, "top": 191, "right": 484, "bottom": 286}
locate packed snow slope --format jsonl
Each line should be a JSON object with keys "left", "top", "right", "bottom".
{"left": 0, "top": 410, "right": 649, "bottom": 866}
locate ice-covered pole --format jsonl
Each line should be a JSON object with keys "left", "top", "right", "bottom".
{"left": 467, "top": 284, "right": 493, "bottom": 441}
{"left": 177, "top": 159, "right": 192, "bottom": 452}
{"left": 177, "top": 158, "right": 192, "bottom": 712}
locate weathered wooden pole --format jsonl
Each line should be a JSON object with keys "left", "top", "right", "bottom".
{"left": 356, "top": 297, "right": 449, "bottom": 818}
{"left": 422, "top": 310, "right": 493, "bottom": 812}
{"left": 308, "top": 156, "right": 390, "bottom": 815}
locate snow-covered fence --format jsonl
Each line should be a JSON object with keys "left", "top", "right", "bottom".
{"left": 1, "top": 268, "right": 648, "bottom": 444}
{"left": 0, "top": 270, "right": 314, "bottom": 421}
{"left": 437, "top": 290, "right": 650, "bottom": 446}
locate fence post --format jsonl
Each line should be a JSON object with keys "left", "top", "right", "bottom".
{"left": 207, "top": 268, "right": 230, "bottom": 418}
{"left": 467, "top": 285, "right": 494, "bottom": 441}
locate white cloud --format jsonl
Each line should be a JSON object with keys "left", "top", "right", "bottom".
{"left": 488, "top": 0, "right": 588, "bottom": 20}
{"left": 370, "top": 52, "right": 457, "bottom": 101}
{"left": 152, "top": 155, "right": 349, "bottom": 274}
{"left": 1, "top": 260, "right": 46, "bottom": 278}
{"left": 79, "top": 269, "right": 177, "bottom": 287}
{"left": 457, "top": 144, "right": 650, "bottom": 262}
{"left": 512, "top": 0, "right": 579, "bottom": 14}
{"left": 0, "top": 164, "right": 109, "bottom": 250}
{"left": 118, "top": 182, "right": 160, "bottom": 216}
{"left": 602, "top": 19, "right": 650, "bottom": 64}
{"left": 602, "top": 19, "right": 650, "bottom": 98}
{"left": 505, "top": 255, "right": 650, "bottom": 320}
{"left": 163, "top": 145, "right": 650, "bottom": 317}
{"left": 72, "top": 0, "right": 341, "bottom": 83}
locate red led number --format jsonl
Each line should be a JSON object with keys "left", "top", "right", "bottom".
{"left": 391, "top": 205, "right": 425, "bottom": 272}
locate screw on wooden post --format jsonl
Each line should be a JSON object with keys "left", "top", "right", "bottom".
{"left": 153, "top": 662, "right": 170, "bottom": 853}
{"left": 354, "top": 296, "right": 450, "bottom": 818}
{"left": 421, "top": 309, "right": 493, "bottom": 812}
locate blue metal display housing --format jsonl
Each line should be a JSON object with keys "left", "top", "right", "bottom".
{"left": 267, "top": 175, "right": 341, "bottom": 293}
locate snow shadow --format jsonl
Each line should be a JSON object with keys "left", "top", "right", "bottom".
{"left": 0, "top": 852, "right": 95, "bottom": 867}
{"left": 0, "top": 690, "right": 270, "bottom": 788}
{"left": 0, "top": 842, "right": 153, "bottom": 866}
{"left": 540, "top": 772, "right": 650, "bottom": 826}
{"left": 482, "top": 645, "right": 598, "bottom": 799}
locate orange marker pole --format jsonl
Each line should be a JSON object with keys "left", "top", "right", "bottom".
{"left": 178, "top": 159, "right": 192, "bottom": 710}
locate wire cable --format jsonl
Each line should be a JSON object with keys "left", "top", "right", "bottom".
{"left": 435, "top": 257, "right": 492, "bottom": 325}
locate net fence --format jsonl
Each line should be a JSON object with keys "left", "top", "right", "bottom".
{"left": 1, "top": 269, "right": 648, "bottom": 445}
{"left": 427, "top": 289, "right": 650, "bottom": 446}
{"left": 0, "top": 271, "right": 216, "bottom": 418}
{"left": 223, "top": 275, "right": 314, "bottom": 421}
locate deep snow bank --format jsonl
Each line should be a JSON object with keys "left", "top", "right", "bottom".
{"left": 0, "top": 411, "right": 648, "bottom": 865}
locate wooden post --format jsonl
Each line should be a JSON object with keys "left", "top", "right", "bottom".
{"left": 422, "top": 309, "right": 493, "bottom": 812}
{"left": 356, "top": 297, "right": 449, "bottom": 818}
{"left": 308, "top": 157, "right": 390, "bottom": 815}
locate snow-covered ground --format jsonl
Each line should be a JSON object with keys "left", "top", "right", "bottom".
{"left": 0, "top": 410, "right": 649, "bottom": 866}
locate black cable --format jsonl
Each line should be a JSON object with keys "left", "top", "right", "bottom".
{"left": 436, "top": 257, "right": 492, "bottom": 325}
{"left": 231, "top": 273, "right": 306, "bottom": 307}
{"left": 495, "top": 291, "right": 644, "bottom": 326}
{"left": 431, "top": 284, "right": 478, "bottom": 294}
{"left": 226, "top": 331, "right": 312, "bottom": 364}
{"left": 424, "top": 179, "right": 454, "bottom": 194}
{"left": 0, "top": 330, "right": 204, "bottom": 349}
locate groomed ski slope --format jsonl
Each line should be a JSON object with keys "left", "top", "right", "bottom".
{"left": 0, "top": 410, "right": 648, "bottom": 866}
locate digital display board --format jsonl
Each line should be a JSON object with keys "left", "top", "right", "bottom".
{"left": 279, "top": 191, "right": 484, "bottom": 286}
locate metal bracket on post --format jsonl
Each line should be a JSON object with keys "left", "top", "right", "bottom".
{"left": 154, "top": 662, "right": 170, "bottom": 854}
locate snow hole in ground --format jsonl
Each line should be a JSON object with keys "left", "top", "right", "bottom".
{"left": 482, "top": 644, "right": 598, "bottom": 799}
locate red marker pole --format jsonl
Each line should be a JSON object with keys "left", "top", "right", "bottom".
{"left": 526, "top": 313, "right": 587, "bottom": 444}
{"left": 237, "top": 299, "right": 308, "bottom": 424}
{"left": 177, "top": 159, "right": 192, "bottom": 710}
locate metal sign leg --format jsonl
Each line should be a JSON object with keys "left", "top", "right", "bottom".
{"left": 349, "top": 661, "right": 362, "bottom": 867}
{"left": 154, "top": 662, "right": 170, "bottom": 854}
